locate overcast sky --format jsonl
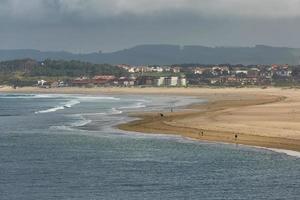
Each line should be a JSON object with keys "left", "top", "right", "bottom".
{"left": 1, "top": 0, "right": 300, "bottom": 52}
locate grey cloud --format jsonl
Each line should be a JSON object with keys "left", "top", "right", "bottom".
{"left": 1, "top": 0, "right": 300, "bottom": 21}
{"left": 1, "top": 0, "right": 300, "bottom": 52}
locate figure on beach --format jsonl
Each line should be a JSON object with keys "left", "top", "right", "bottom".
{"left": 235, "top": 133, "right": 238, "bottom": 141}
{"left": 198, "top": 130, "right": 204, "bottom": 138}
{"left": 159, "top": 113, "right": 164, "bottom": 118}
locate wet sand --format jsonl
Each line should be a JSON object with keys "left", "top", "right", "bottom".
{"left": 1, "top": 86, "right": 300, "bottom": 151}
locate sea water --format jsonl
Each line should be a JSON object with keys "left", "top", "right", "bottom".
{"left": 0, "top": 93, "right": 299, "bottom": 200}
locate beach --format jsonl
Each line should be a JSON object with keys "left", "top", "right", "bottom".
{"left": 1, "top": 86, "right": 300, "bottom": 152}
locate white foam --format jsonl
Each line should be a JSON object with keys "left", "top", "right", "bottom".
{"left": 64, "top": 100, "right": 80, "bottom": 108}
{"left": 50, "top": 114, "right": 92, "bottom": 131}
{"left": 35, "top": 100, "right": 80, "bottom": 114}
{"left": 0, "top": 93, "right": 72, "bottom": 99}
{"left": 261, "top": 147, "right": 300, "bottom": 158}
{"left": 70, "top": 118, "right": 92, "bottom": 127}
{"left": 35, "top": 106, "right": 65, "bottom": 114}
{"left": 76, "top": 96, "right": 120, "bottom": 101}
{"left": 119, "top": 102, "right": 146, "bottom": 109}
{"left": 81, "top": 112, "right": 107, "bottom": 116}
{"left": 0, "top": 94, "right": 38, "bottom": 99}
{"left": 50, "top": 125, "right": 74, "bottom": 131}
{"left": 212, "top": 141, "right": 300, "bottom": 158}
{"left": 111, "top": 108, "right": 123, "bottom": 114}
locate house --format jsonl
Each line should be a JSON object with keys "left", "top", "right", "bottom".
{"left": 71, "top": 77, "right": 90, "bottom": 87}
{"left": 137, "top": 76, "right": 156, "bottom": 86}
{"left": 172, "top": 67, "right": 181, "bottom": 73}
{"left": 37, "top": 80, "right": 52, "bottom": 88}
{"left": 58, "top": 81, "right": 67, "bottom": 87}
{"left": 170, "top": 77, "right": 179, "bottom": 86}
{"left": 156, "top": 77, "right": 165, "bottom": 86}
{"left": 180, "top": 77, "right": 187, "bottom": 87}
{"left": 92, "top": 75, "right": 116, "bottom": 85}
{"left": 235, "top": 70, "right": 248, "bottom": 75}
{"left": 117, "top": 77, "right": 136, "bottom": 87}
{"left": 212, "top": 67, "right": 223, "bottom": 76}
{"left": 274, "top": 68, "right": 292, "bottom": 77}
{"left": 247, "top": 68, "right": 260, "bottom": 78}
{"left": 37, "top": 80, "right": 47, "bottom": 86}
{"left": 194, "top": 68, "right": 206, "bottom": 75}
{"left": 150, "top": 66, "right": 164, "bottom": 72}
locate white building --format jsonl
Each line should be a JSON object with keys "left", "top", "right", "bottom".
{"left": 275, "top": 69, "right": 292, "bottom": 77}
{"left": 37, "top": 80, "right": 47, "bottom": 86}
{"left": 151, "top": 66, "right": 164, "bottom": 72}
{"left": 235, "top": 70, "right": 248, "bottom": 75}
{"left": 156, "top": 77, "right": 165, "bottom": 86}
{"left": 180, "top": 78, "right": 187, "bottom": 87}
{"left": 170, "top": 77, "right": 179, "bottom": 86}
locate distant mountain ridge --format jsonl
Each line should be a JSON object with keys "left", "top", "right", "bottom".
{"left": 1, "top": 45, "right": 300, "bottom": 65}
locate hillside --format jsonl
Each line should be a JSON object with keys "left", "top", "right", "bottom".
{"left": 1, "top": 45, "right": 300, "bottom": 65}
{"left": 0, "top": 59, "right": 128, "bottom": 86}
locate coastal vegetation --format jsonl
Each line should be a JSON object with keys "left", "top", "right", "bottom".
{"left": 0, "top": 59, "right": 128, "bottom": 86}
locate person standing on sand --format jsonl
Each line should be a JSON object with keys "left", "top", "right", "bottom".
{"left": 198, "top": 130, "right": 204, "bottom": 138}
{"left": 235, "top": 133, "right": 238, "bottom": 141}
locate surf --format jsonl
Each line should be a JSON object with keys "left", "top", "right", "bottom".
{"left": 35, "top": 99, "right": 80, "bottom": 114}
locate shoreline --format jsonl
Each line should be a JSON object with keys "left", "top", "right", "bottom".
{"left": 118, "top": 94, "right": 300, "bottom": 152}
{"left": 1, "top": 86, "right": 300, "bottom": 152}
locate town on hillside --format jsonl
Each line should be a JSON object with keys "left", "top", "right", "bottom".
{"left": 0, "top": 59, "right": 299, "bottom": 88}
{"left": 37, "top": 63, "right": 300, "bottom": 88}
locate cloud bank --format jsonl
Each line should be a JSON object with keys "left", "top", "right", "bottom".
{"left": 1, "top": 0, "right": 300, "bottom": 52}
{"left": 1, "top": 0, "right": 300, "bottom": 21}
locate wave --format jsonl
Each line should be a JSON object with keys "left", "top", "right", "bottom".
{"left": 119, "top": 102, "right": 146, "bottom": 109}
{"left": 63, "top": 100, "right": 80, "bottom": 108}
{"left": 35, "top": 106, "right": 65, "bottom": 114}
{"left": 75, "top": 96, "right": 120, "bottom": 101}
{"left": 0, "top": 94, "right": 36, "bottom": 99}
{"left": 0, "top": 93, "right": 65, "bottom": 99}
{"left": 70, "top": 118, "right": 92, "bottom": 127}
{"left": 74, "top": 108, "right": 123, "bottom": 117}
{"left": 35, "top": 100, "right": 80, "bottom": 114}
{"left": 0, "top": 93, "right": 120, "bottom": 100}
{"left": 261, "top": 147, "right": 300, "bottom": 158}
{"left": 80, "top": 108, "right": 122, "bottom": 116}
{"left": 50, "top": 114, "right": 92, "bottom": 131}
{"left": 111, "top": 108, "right": 123, "bottom": 114}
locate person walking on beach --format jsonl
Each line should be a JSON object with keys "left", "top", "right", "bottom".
{"left": 235, "top": 133, "right": 238, "bottom": 141}
{"left": 198, "top": 130, "right": 204, "bottom": 138}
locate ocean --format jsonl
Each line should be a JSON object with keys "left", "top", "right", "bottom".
{"left": 0, "top": 93, "right": 299, "bottom": 200}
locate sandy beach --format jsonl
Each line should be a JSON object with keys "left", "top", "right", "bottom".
{"left": 1, "top": 86, "right": 300, "bottom": 152}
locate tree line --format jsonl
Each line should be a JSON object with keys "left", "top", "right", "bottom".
{"left": 0, "top": 59, "right": 128, "bottom": 86}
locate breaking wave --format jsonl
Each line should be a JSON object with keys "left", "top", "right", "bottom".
{"left": 35, "top": 100, "right": 80, "bottom": 114}
{"left": 70, "top": 117, "right": 92, "bottom": 127}
{"left": 111, "top": 108, "right": 123, "bottom": 114}
{"left": 264, "top": 148, "right": 300, "bottom": 158}
{"left": 0, "top": 94, "right": 52, "bottom": 99}
{"left": 119, "top": 102, "right": 146, "bottom": 109}
{"left": 76, "top": 96, "right": 120, "bottom": 101}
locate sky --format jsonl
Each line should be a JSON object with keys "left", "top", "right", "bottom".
{"left": 1, "top": 0, "right": 300, "bottom": 52}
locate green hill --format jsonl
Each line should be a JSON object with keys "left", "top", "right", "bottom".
{"left": 0, "top": 59, "right": 128, "bottom": 86}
